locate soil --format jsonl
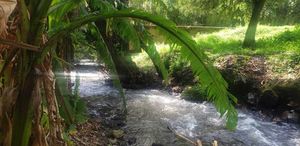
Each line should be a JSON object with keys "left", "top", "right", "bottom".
{"left": 70, "top": 119, "right": 108, "bottom": 146}
{"left": 70, "top": 96, "right": 136, "bottom": 146}
{"left": 219, "top": 55, "right": 299, "bottom": 123}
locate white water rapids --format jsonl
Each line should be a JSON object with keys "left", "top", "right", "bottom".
{"left": 63, "top": 63, "right": 300, "bottom": 146}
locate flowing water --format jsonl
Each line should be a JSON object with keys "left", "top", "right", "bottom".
{"left": 66, "top": 63, "right": 300, "bottom": 146}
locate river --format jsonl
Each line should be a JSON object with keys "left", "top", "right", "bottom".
{"left": 66, "top": 63, "right": 300, "bottom": 146}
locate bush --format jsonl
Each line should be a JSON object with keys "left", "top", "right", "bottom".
{"left": 181, "top": 85, "right": 207, "bottom": 102}
{"left": 163, "top": 49, "right": 195, "bottom": 85}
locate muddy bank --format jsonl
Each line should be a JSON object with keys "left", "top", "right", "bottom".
{"left": 217, "top": 55, "right": 299, "bottom": 123}
{"left": 173, "top": 55, "right": 300, "bottom": 124}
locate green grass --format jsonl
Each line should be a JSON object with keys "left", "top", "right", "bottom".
{"left": 132, "top": 43, "right": 172, "bottom": 70}
{"left": 194, "top": 25, "right": 299, "bottom": 57}
{"left": 132, "top": 25, "right": 300, "bottom": 77}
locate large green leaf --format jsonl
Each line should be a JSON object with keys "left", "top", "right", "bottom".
{"left": 89, "top": 24, "right": 127, "bottom": 110}
{"left": 111, "top": 18, "right": 141, "bottom": 52}
{"left": 42, "top": 9, "right": 238, "bottom": 129}
{"left": 139, "top": 30, "right": 168, "bottom": 82}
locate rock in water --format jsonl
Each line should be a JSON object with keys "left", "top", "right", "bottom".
{"left": 112, "top": 130, "right": 125, "bottom": 138}
{"left": 152, "top": 143, "right": 164, "bottom": 146}
{"left": 126, "top": 137, "right": 137, "bottom": 145}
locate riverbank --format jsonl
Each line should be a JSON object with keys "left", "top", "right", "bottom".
{"left": 69, "top": 25, "right": 300, "bottom": 145}
{"left": 71, "top": 96, "right": 129, "bottom": 146}
{"left": 167, "top": 55, "right": 300, "bottom": 124}
{"left": 131, "top": 25, "right": 300, "bottom": 124}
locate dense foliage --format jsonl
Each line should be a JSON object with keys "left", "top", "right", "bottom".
{"left": 130, "top": 0, "right": 300, "bottom": 26}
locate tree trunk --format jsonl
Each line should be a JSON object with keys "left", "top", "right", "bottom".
{"left": 243, "top": 0, "right": 266, "bottom": 48}
{"left": 88, "top": 0, "right": 143, "bottom": 88}
{"left": 12, "top": 68, "right": 37, "bottom": 146}
{"left": 99, "top": 23, "right": 142, "bottom": 87}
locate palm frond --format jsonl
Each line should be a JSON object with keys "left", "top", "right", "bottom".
{"left": 48, "top": 0, "right": 84, "bottom": 30}
{"left": 48, "top": 0, "right": 83, "bottom": 16}
{"left": 42, "top": 9, "right": 237, "bottom": 129}
{"left": 89, "top": 24, "right": 126, "bottom": 111}
{"left": 139, "top": 30, "right": 168, "bottom": 82}
{"left": 111, "top": 18, "right": 141, "bottom": 52}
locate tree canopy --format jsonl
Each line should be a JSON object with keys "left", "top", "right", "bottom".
{"left": 130, "top": 0, "right": 300, "bottom": 26}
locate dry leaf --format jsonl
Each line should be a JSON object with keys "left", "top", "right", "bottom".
{"left": 0, "top": 0, "right": 17, "bottom": 37}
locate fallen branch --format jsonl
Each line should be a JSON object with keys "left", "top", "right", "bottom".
{"left": 167, "top": 124, "right": 219, "bottom": 146}
{"left": 0, "top": 38, "right": 40, "bottom": 51}
{"left": 72, "top": 136, "right": 87, "bottom": 145}
{"left": 167, "top": 124, "right": 202, "bottom": 146}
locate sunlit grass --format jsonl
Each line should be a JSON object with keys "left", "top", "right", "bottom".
{"left": 194, "top": 25, "right": 298, "bottom": 57}
{"left": 131, "top": 43, "right": 171, "bottom": 71}
{"left": 132, "top": 25, "right": 300, "bottom": 75}
{"left": 195, "top": 25, "right": 293, "bottom": 41}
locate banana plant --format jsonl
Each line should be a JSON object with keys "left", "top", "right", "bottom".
{"left": 0, "top": 0, "right": 237, "bottom": 146}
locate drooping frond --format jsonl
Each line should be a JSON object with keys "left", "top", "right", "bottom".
{"left": 139, "top": 29, "right": 168, "bottom": 82}
{"left": 48, "top": 0, "right": 85, "bottom": 30}
{"left": 43, "top": 9, "right": 237, "bottom": 129}
{"left": 88, "top": 24, "right": 126, "bottom": 110}
{"left": 48, "top": 0, "right": 84, "bottom": 17}
{"left": 128, "top": 10, "right": 238, "bottom": 129}
{"left": 111, "top": 18, "right": 141, "bottom": 51}
{"left": 89, "top": 0, "right": 141, "bottom": 51}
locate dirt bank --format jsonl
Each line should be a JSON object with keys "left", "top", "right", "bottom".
{"left": 167, "top": 55, "right": 300, "bottom": 124}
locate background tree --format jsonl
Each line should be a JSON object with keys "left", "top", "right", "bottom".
{"left": 88, "top": 0, "right": 146, "bottom": 87}
{"left": 261, "top": 0, "right": 300, "bottom": 25}
{"left": 243, "top": 0, "right": 266, "bottom": 48}
{"left": 130, "top": 0, "right": 300, "bottom": 27}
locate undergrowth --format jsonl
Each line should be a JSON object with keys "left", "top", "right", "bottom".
{"left": 132, "top": 25, "right": 300, "bottom": 98}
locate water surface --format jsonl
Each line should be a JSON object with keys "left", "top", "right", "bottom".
{"left": 64, "top": 65, "right": 300, "bottom": 146}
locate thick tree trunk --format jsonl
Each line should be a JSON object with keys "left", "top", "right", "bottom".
{"left": 243, "top": 0, "right": 266, "bottom": 48}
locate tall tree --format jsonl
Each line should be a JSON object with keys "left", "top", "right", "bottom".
{"left": 243, "top": 0, "right": 266, "bottom": 48}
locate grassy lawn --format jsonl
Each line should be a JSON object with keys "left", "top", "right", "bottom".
{"left": 195, "top": 25, "right": 299, "bottom": 57}
{"left": 132, "top": 25, "right": 300, "bottom": 79}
